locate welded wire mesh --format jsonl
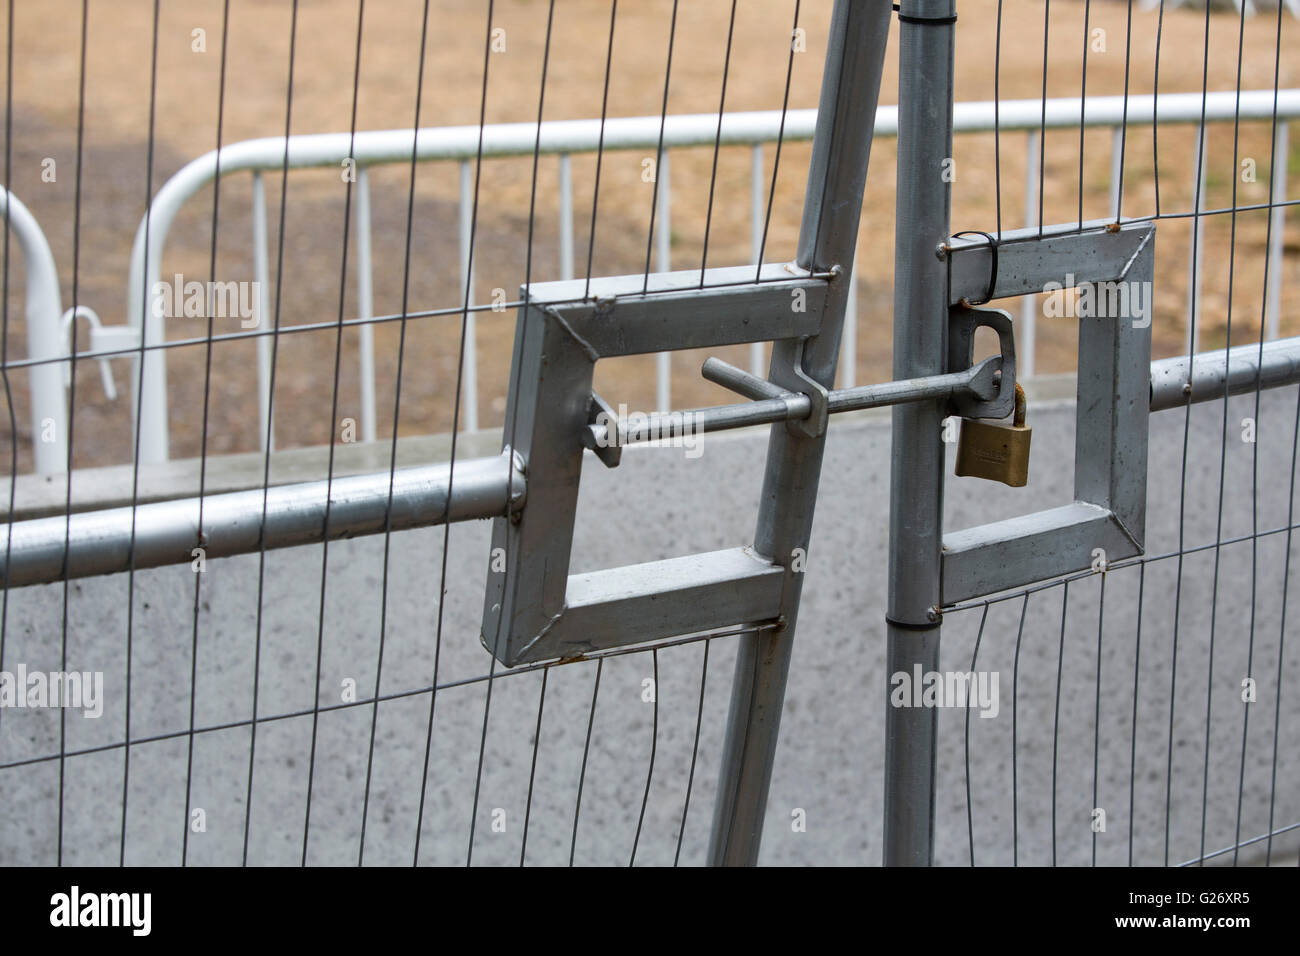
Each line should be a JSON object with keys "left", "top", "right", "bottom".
{"left": 2, "top": 0, "right": 1298, "bottom": 869}
{"left": 0, "top": 0, "right": 821, "bottom": 866}
{"left": 941, "top": 0, "right": 1300, "bottom": 867}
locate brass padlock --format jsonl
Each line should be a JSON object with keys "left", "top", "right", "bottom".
{"left": 955, "top": 383, "right": 1031, "bottom": 487}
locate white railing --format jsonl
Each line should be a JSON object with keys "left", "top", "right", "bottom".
{"left": 9, "top": 90, "right": 1299, "bottom": 470}
{"left": 1, "top": 188, "right": 65, "bottom": 474}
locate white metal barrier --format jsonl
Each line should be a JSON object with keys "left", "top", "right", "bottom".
{"left": 10, "top": 90, "right": 1299, "bottom": 470}
{"left": 2, "top": 188, "right": 72, "bottom": 475}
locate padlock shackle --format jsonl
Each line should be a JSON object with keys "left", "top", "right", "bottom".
{"left": 1013, "top": 382, "right": 1026, "bottom": 428}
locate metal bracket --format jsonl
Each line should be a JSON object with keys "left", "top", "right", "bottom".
{"left": 947, "top": 303, "right": 1016, "bottom": 419}
{"left": 941, "top": 218, "right": 1155, "bottom": 604}
{"left": 776, "top": 343, "right": 830, "bottom": 439}
{"left": 481, "top": 262, "right": 829, "bottom": 666}
{"left": 580, "top": 392, "right": 622, "bottom": 469}
{"left": 482, "top": 220, "right": 1154, "bottom": 652}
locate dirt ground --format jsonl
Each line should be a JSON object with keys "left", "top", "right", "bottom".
{"left": 1, "top": 0, "right": 1298, "bottom": 472}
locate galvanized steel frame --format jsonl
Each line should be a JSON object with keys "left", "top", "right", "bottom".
{"left": 885, "top": 0, "right": 957, "bottom": 867}
{"left": 886, "top": 4, "right": 1156, "bottom": 866}
{"left": 707, "top": 0, "right": 892, "bottom": 867}
{"left": 942, "top": 221, "right": 1155, "bottom": 605}
{"left": 12, "top": 0, "right": 1300, "bottom": 869}
{"left": 471, "top": 0, "right": 892, "bottom": 861}
{"left": 479, "top": 263, "right": 828, "bottom": 667}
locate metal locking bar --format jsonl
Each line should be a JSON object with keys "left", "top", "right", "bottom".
{"left": 582, "top": 349, "right": 1007, "bottom": 458}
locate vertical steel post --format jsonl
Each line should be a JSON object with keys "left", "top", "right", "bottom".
{"left": 1, "top": 187, "right": 69, "bottom": 475}
{"left": 656, "top": 151, "right": 672, "bottom": 412}
{"left": 842, "top": 258, "right": 858, "bottom": 389}
{"left": 1186, "top": 123, "right": 1208, "bottom": 357}
{"left": 1109, "top": 125, "right": 1124, "bottom": 220}
{"left": 750, "top": 142, "right": 766, "bottom": 378}
{"left": 884, "top": 0, "right": 956, "bottom": 867}
{"left": 1019, "top": 130, "right": 1040, "bottom": 379}
{"left": 558, "top": 152, "right": 574, "bottom": 281}
{"left": 707, "top": 0, "right": 891, "bottom": 866}
{"left": 356, "top": 166, "right": 377, "bottom": 444}
{"left": 251, "top": 171, "right": 275, "bottom": 452}
{"left": 1266, "top": 121, "right": 1288, "bottom": 342}
{"left": 459, "top": 160, "right": 479, "bottom": 432}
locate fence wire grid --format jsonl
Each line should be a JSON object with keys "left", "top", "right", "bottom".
{"left": 0, "top": 0, "right": 1297, "bottom": 867}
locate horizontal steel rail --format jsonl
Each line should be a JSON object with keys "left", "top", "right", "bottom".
{"left": 1149, "top": 336, "right": 1300, "bottom": 411}
{"left": 8, "top": 336, "right": 1300, "bottom": 590}
{"left": 0, "top": 451, "right": 524, "bottom": 588}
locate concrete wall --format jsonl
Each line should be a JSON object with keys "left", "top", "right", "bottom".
{"left": 3, "top": 384, "right": 1299, "bottom": 866}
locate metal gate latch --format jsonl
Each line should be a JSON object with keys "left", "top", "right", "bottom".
{"left": 947, "top": 302, "right": 1016, "bottom": 419}
{"left": 946, "top": 300, "right": 1030, "bottom": 487}
{"left": 480, "top": 263, "right": 1004, "bottom": 666}
{"left": 939, "top": 218, "right": 1154, "bottom": 604}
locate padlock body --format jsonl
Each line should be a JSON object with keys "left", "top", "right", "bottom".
{"left": 955, "top": 419, "right": 1032, "bottom": 487}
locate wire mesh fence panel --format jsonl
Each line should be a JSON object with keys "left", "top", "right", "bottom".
{"left": 930, "top": 0, "right": 1300, "bottom": 868}
{"left": 2, "top": 0, "right": 1299, "bottom": 868}
{"left": 0, "top": 0, "right": 892, "bottom": 866}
